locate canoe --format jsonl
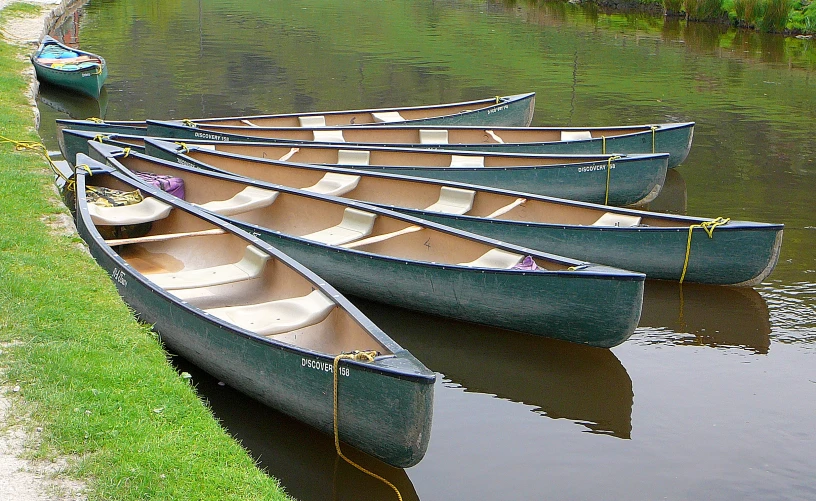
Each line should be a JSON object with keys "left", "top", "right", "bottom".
{"left": 52, "top": 91, "right": 534, "bottom": 133}
{"left": 31, "top": 36, "right": 107, "bottom": 98}
{"left": 86, "top": 140, "right": 646, "bottom": 348}
{"left": 69, "top": 154, "right": 435, "bottom": 468}
{"left": 64, "top": 129, "right": 669, "bottom": 206}
{"left": 130, "top": 137, "right": 780, "bottom": 286}
{"left": 56, "top": 118, "right": 694, "bottom": 168}
{"left": 145, "top": 119, "right": 694, "bottom": 169}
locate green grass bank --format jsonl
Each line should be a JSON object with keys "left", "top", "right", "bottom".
{"left": 0, "top": 4, "right": 290, "bottom": 500}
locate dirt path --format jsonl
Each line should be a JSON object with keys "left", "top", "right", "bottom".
{"left": 1, "top": 1, "right": 88, "bottom": 499}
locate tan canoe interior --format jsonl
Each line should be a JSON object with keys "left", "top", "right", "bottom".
{"left": 86, "top": 175, "right": 390, "bottom": 356}
{"left": 192, "top": 123, "right": 653, "bottom": 145}
{"left": 171, "top": 148, "right": 684, "bottom": 228}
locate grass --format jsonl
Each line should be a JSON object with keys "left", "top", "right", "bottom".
{"left": 0, "top": 24, "right": 290, "bottom": 501}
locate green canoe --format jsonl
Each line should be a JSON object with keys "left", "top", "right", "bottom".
{"left": 64, "top": 128, "right": 668, "bottom": 206}
{"left": 88, "top": 141, "right": 646, "bottom": 348}
{"left": 71, "top": 156, "right": 435, "bottom": 468}
{"left": 31, "top": 36, "right": 107, "bottom": 99}
{"left": 134, "top": 138, "right": 781, "bottom": 286}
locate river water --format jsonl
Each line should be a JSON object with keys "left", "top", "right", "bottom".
{"left": 36, "top": 1, "right": 816, "bottom": 499}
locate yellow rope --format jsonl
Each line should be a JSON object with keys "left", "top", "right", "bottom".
{"left": 333, "top": 351, "right": 402, "bottom": 501}
{"left": 495, "top": 96, "right": 501, "bottom": 104}
{"left": 604, "top": 155, "right": 622, "bottom": 205}
{"left": 181, "top": 119, "right": 197, "bottom": 128}
{"left": 93, "top": 134, "right": 109, "bottom": 143}
{"left": 122, "top": 147, "right": 131, "bottom": 158}
{"left": 174, "top": 142, "right": 190, "bottom": 154}
{"left": 601, "top": 136, "right": 606, "bottom": 154}
{"left": 88, "top": 117, "right": 105, "bottom": 123}
{"left": 64, "top": 163, "right": 93, "bottom": 192}
{"left": 679, "top": 217, "right": 730, "bottom": 283}
{"left": 0, "top": 135, "right": 66, "bottom": 181}
{"left": 650, "top": 125, "right": 659, "bottom": 153}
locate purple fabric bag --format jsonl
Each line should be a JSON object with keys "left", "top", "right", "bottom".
{"left": 512, "top": 255, "right": 541, "bottom": 271}
{"left": 135, "top": 171, "right": 185, "bottom": 200}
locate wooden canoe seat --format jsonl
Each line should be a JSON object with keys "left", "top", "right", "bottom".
{"left": 197, "top": 186, "right": 279, "bottom": 216}
{"left": 371, "top": 111, "right": 405, "bottom": 123}
{"left": 341, "top": 225, "right": 423, "bottom": 249}
{"left": 298, "top": 115, "right": 326, "bottom": 127}
{"left": 458, "top": 248, "right": 523, "bottom": 269}
{"left": 560, "top": 130, "right": 593, "bottom": 141}
{"left": 337, "top": 149, "right": 371, "bottom": 166}
{"left": 88, "top": 197, "right": 172, "bottom": 225}
{"left": 424, "top": 186, "right": 476, "bottom": 215}
{"left": 591, "top": 212, "right": 642, "bottom": 227}
{"left": 301, "top": 207, "right": 377, "bottom": 245}
{"left": 484, "top": 198, "right": 527, "bottom": 219}
{"left": 303, "top": 172, "right": 361, "bottom": 196}
{"left": 205, "top": 289, "right": 336, "bottom": 336}
{"left": 146, "top": 245, "right": 270, "bottom": 290}
{"left": 313, "top": 129, "right": 345, "bottom": 142}
{"left": 419, "top": 129, "right": 448, "bottom": 144}
{"left": 449, "top": 155, "right": 485, "bottom": 167}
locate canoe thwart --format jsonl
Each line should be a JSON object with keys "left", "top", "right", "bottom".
{"left": 561, "top": 130, "right": 593, "bottom": 141}
{"left": 88, "top": 197, "right": 172, "bottom": 225}
{"left": 205, "top": 289, "right": 336, "bottom": 336}
{"left": 484, "top": 198, "right": 527, "bottom": 219}
{"left": 146, "top": 245, "right": 270, "bottom": 290}
{"left": 197, "top": 186, "right": 280, "bottom": 216}
{"left": 425, "top": 186, "right": 476, "bottom": 215}
{"left": 302, "top": 207, "right": 377, "bottom": 245}
{"left": 104, "top": 228, "right": 226, "bottom": 246}
{"left": 591, "top": 212, "right": 643, "bottom": 227}
{"left": 341, "top": 225, "right": 423, "bottom": 249}
{"left": 458, "top": 248, "right": 524, "bottom": 269}
{"left": 303, "top": 172, "right": 361, "bottom": 197}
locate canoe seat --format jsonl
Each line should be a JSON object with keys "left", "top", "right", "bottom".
{"left": 591, "top": 212, "right": 642, "bottom": 227}
{"left": 146, "top": 245, "right": 270, "bottom": 290}
{"left": 197, "top": 186, "right": 280, "bottom": 216}
{"left": 372, "top": 111, "right": 405, "bottom": 123}
{"left": 424, "top": 186, "right": 476, "bottom": 215}
{"left": 313, "top": 130, "right": 345, "bottom": 142}
{"left": 88, "top": 197, "right": 172, "bottom": 225}
{"left": 337, "top": 149, "right": 371, "bottom": 166}
{"left": 205, "top": 290, "right": 336, "bottom": 336}
{"left": 299, "top": 115, "right": 326, "bottom": 127}
{"left": 303, "top": 172, "right": 361, "bottom": 197}
{"left": 302, "top": 207, "right": 377, "bottom": 245}
{"left": 458, "top": 248, "right": 523, "bottom": 269}
{"left": 419, "top": 129, "right": 449, "bottom": 145}
{"left": 449, "top": 155, "right": 485, "bottom": 167}
{"left": 560, "top": 130, "right": 593, "bottom": 141}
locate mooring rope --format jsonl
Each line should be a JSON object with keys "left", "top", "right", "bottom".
{"left": 0, "top": 134, "right": 66, "bottom": 181}
{"left": 680, "top": 217, "right": 730, "bottom": 283}
{"left": 181, "top": 119, "right": 197, "bottom": 128}
{"left": 650, "top": 125, "right": 659, "bottom": 153}
{"left": 333, "top": 351, "right": 403, "bottom": 501}
{"left": 174, "top": 142, "right": 189, "bottom": 154}
{"left": 604, "top": 155, "right": 622, "bottom": 205}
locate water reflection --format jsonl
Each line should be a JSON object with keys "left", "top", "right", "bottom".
{"left": 352, "top": 297, "right": 634, "bottom": 439}
{"left": 637, "top": 168, "right": 687, "bottom": 214}
{"left": 639, "top": 280, "right": 772, "bottom": 353}
{"left": 36, "top": 83, "right": 108, "bottom": 120}
{"left": 170, "top": 356, "right": 420, "bottom": 501}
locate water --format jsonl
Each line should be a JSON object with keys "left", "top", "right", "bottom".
{"left": 37, "top": 1, "right": 816, "bottom": 499}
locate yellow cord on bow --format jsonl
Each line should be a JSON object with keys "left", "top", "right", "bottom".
{"left": 604, "top": 155, "right": 622, "bottom": 205}
{"left": 495, "top": 96, "right": 501, "bottom": 104}
{"left": 88, "top": 117, "right": 105, "bottom": 123}
{"left": 93, "top": 134, "right": 110, "bottom": 143}
{"left": 181, "top": 119, "right": 197, "bottom": 128}
{"left": 680, "top": 217, "right": 730, "bottom": 283}
{"left": 64, "top": 163, "right": 93, "bottom": 192}
{"left": 0, "top": 135, "right": 67, "bottom": 181}
{"left": 122, "top": 147, "right": 131, "bottom": 158}
{"left": 650, "top": 125, "right": 659, "bottom": 153}
{"left": 333, "top": 351, "right": 402, "bottom": 501}
{"left": 601, "top": 136, "right": 606, "bottom": 154}
{"left": 174, "top": 142, "right": 190, "bottom": 154}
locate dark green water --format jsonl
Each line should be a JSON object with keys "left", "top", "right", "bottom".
{"left": 38, "top": 1, "right": 816, "bottom": 500}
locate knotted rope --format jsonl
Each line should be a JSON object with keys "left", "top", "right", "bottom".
{"left": 0, "top": 135, "right": 66, "bottom": 181}
{"left": 604, "top": 155, "right": 622, "bottom": 205}
{"left": 333, "top": 351, "right": 402, "bottom": 501}
{"left": 680, "top": 217, "right": 730, "bottom": 284}
{"left": 181, "top": 119, "right": 197, "bottom": 128}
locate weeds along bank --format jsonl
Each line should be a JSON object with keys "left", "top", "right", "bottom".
{"left": 0, "top": 2, "right": 289, "bottom": 499}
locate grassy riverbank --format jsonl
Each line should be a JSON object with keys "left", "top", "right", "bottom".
{"left": 0, "top": 7, "right": 290, "bottom": 500}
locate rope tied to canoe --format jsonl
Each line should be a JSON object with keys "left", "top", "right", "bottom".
{"left": 601, "top": 136, "right": 606, "bottom": 154}
{"left": 604, "top": 155, "right": 622, "bottom": 205}
{"left": 181, "top": 119, "right": 197, "bottom": 128}
{"left": 88, "top": 117, "right": 105, "bottom": 123}
{"left": 121, "top": 147, "right": 131, "bottom": 158}
{"left": 63, "top": 163, "right": 92, "bottom": 192}
{"left": 93, "top": 134, "right": 110, "bottom": 143}
{"left": 333, "top": 351, "right": 403, "bottom": 501}
{"left": 0, "top": 135, "right": 66, "bottom": 182}
{"left": 650, "top": 125, "right": 659, "bottom": 153}
{"left": 495, "top": 96, "right": 501, "bottom": 104}
{"left": 679, "top": 217, "right": 730, "bottom": 284}
{"left": 174, "top": 142, "right": 189, "bottom": 154}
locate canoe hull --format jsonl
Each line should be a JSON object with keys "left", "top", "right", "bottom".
{"left": 74, "top": 177, "right": 434, "bottom": 468}
{"left": 31, "top": 36, "right": 107, "bottom": 98}
{"left": 392, "top": 211, "right": 784, "bottom": 286}
{"left": 232, "top": 225, "right": 644, "bottom": 348}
